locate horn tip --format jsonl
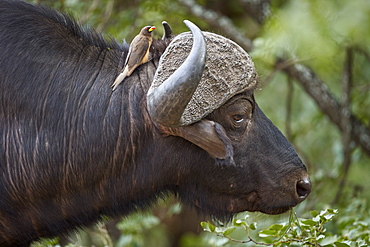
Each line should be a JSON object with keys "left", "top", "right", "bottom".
{"left": 162, "top": 21, "right": 173, "bottom": 39}
{"left": 183, "top": 20, "right": 203, "bottom": 37}
{"left": 183, "top": 20, "right": 192, "bottom": 27}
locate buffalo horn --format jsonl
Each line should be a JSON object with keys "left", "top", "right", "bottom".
{"left": 147, "top": 20, "right": 206, "bottom": 127}
{"left": 162, "top": 21, "right": 173, "bottom": 39}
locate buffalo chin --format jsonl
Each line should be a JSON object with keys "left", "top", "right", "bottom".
{"left": 180, "top": 190, "right": 297, "bottom": 224}
{"left": 227, "top": 195, "right": 296, "bottom": 216}
{"left": 258, "top": 206, "right": 293, "bottom": 215}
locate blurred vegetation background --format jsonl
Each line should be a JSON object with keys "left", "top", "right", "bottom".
{"left": 26, "top": 0, "right": 370, "bottom": 246}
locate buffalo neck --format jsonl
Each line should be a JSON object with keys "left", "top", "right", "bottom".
{"left": 1, "top": 38, "right": 181, "bottom": 241}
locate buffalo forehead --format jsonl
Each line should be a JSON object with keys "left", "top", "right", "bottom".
{"left": 151, "top": 32, "right": 258, "bottom": 125}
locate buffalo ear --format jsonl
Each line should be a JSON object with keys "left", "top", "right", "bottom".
{"left": 159, "top": 119, "right": 235, "bottom": 166}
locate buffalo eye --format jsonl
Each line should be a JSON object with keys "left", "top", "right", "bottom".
{"left": 231, "top": 114, "right": 250, "bottom": 129}
{"left": 232, "top": 114, "right": 245, "bottom": 123}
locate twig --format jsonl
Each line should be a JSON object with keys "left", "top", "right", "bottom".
{"left": 333, "top": 47, "right": 354, "bottom": 204}
{"left": 214, "top": 233, "right": 271, "bottom": 245}
{"left": 214, "top": 232, "right": 319, "bottom": 246}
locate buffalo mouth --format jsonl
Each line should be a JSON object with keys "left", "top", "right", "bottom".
{"left": 226, "top": 193, "right": 299, "bottom": 215}
{"left": 226, "top": 182, "right": 311, "bottom": 215}
{"left": 258, "top": 206, "right": 295, "bottom": 215}
{"left": 182, "top": 191, "right": 299, "bottom": 221}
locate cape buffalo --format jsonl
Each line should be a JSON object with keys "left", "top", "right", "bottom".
{"left": 0, "top": 0, "right": 311, "bottom": 246}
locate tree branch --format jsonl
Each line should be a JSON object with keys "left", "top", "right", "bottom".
{"left": 277, "top": 59, "right": 370, "bottom": 157}
{"left": 97, "top": 0, "right": 114, "bottom": 32}
{"left": 80, "top": 0, "right": 100, "bottom": 24}
{"left": 178, "top": 0, "right": 253, "bottom": 51}
{"left": 238, "top": 0, "right": 271, "bottom": 24}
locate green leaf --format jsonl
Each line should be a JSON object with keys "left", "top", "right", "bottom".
{"left": 268, "top": 224, "right": 284, "bottom": 231}
{"left": 209, "top": 223, "right": 216, "bottom": 232}
{"left": 260, "top": 236, "right": 276, "bottom": 244}
{"left": 310, "top": 210, "right": 319, "bottom": 217}
{"left": 324, "top": 213, "right": 336, "bottom": 221}
{"left": 233, "top": 218, "right": 248, "bottom": 227}
{"left": 223, "top": 227, "right": 236, "bottom": 236}
{"left": 201, "top": 222, "right": 216, "bottom": 232}
{"left": 200, "top": 222, "right": 209, "bottom": 231}
{"left": 327, "top": 209, "right": 339, "bottom": 214}
{"left": 259, "top": 229, "right": 277, "bottom": 237}
{"left": 320, "top": 235, "right": 340, "bottom": 245}
{"left": 301, "top": 219, "right": 317, "bottom": 226}
{"left": 317, "top": 234, "right": 326, "bottom": 240}
{"left": 142, "top": 215, "right": 160, "bottom": 228}
{"left": 334, "top": 242, "right": 350, "bottom": 247}
{"left": 250, "top": 222, "right": 257, "bottom": 230}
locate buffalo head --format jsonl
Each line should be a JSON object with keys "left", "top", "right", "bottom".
{"left": 147, "top": 21, "right": 311, "bottom": 218}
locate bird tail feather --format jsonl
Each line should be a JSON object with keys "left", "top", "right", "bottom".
{"left": 111, "top": 67, "right": 129, "bottom": 91}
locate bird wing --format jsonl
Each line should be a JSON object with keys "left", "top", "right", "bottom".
{"left": 126, "top": 35, "right": 149, "bottom": 69}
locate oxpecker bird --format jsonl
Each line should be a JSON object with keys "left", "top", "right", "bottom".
{"left": 112, "top": 26, "right": 156, "bottom": 90}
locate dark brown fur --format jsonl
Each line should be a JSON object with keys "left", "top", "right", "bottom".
{"left": 0, "top": 1, "right": 310, "bottom": 246}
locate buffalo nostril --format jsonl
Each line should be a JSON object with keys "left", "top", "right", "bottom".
{"left": 296, "top": 179, "right": 312, "bottom": 198}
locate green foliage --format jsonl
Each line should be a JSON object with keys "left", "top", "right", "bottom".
{"left": 30, "top": 238, "right": 59, "bottom": 247}
{"left": 200, "top": 201, "right": 370, "bottom": 246}
{"left": 115, "top": 213, "right": 167, "bottom": 247}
